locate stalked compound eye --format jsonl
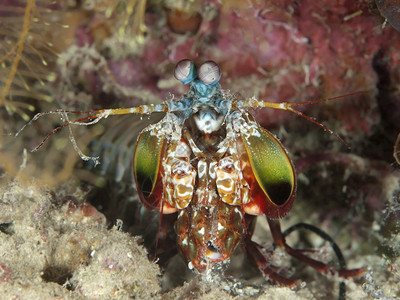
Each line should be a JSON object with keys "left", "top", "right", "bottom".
{"left": 198, "top": 61, "right": 221, "bottom": 85}
{"left": 174, "top": 59, "right": 197, "bottom": 84}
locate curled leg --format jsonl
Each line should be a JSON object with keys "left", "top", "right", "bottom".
{"left": 244, "top": 215, "right": 296, "bottom": 286}
{"left": 244, "top": 235, "right": 296, "bottom": 286}
{"left": 267, "top": 218, "right": 361, "bottom": 277}
{"left": 268, "top": 218, "right": 362, "bottom": 300}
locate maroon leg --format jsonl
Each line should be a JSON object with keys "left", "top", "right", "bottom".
{"left": 267, "top": 218, "right": 362, "bottom": 278}
{"left": 153, "top": 213, "right": 178, "bottom": 266}
{"left": 244, "top": 235, "right": 296, "bottom": 286}
{"left": 244, "top": 215, "right": 296, "bottom": 286}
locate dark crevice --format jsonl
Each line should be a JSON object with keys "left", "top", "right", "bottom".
{"left": 41, "top": 265, "right": 74, "bottom": 289}
{"left": 367, "top": 50, "right": 400, "bottom": 162}
{"left": 0, "top": 222, "right": 14, "bottom": 235}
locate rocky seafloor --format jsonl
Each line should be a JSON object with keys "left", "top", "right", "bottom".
{"left": 0, "top": 0, "right": 400, "bottom": 299}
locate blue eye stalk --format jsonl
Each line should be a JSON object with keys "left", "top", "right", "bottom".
{"left": 171, "top": 59, "right": 226, "bottom": 117}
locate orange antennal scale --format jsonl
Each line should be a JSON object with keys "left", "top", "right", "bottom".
{"left": 238, "top": 91, "right": 369, "bottom": 149}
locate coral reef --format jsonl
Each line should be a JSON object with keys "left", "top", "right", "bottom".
{"left": 0, "top": 0, "right": 400, "bottom": 299}
{"left": 0, "top": 180, "right": 160, "bottom": 299}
